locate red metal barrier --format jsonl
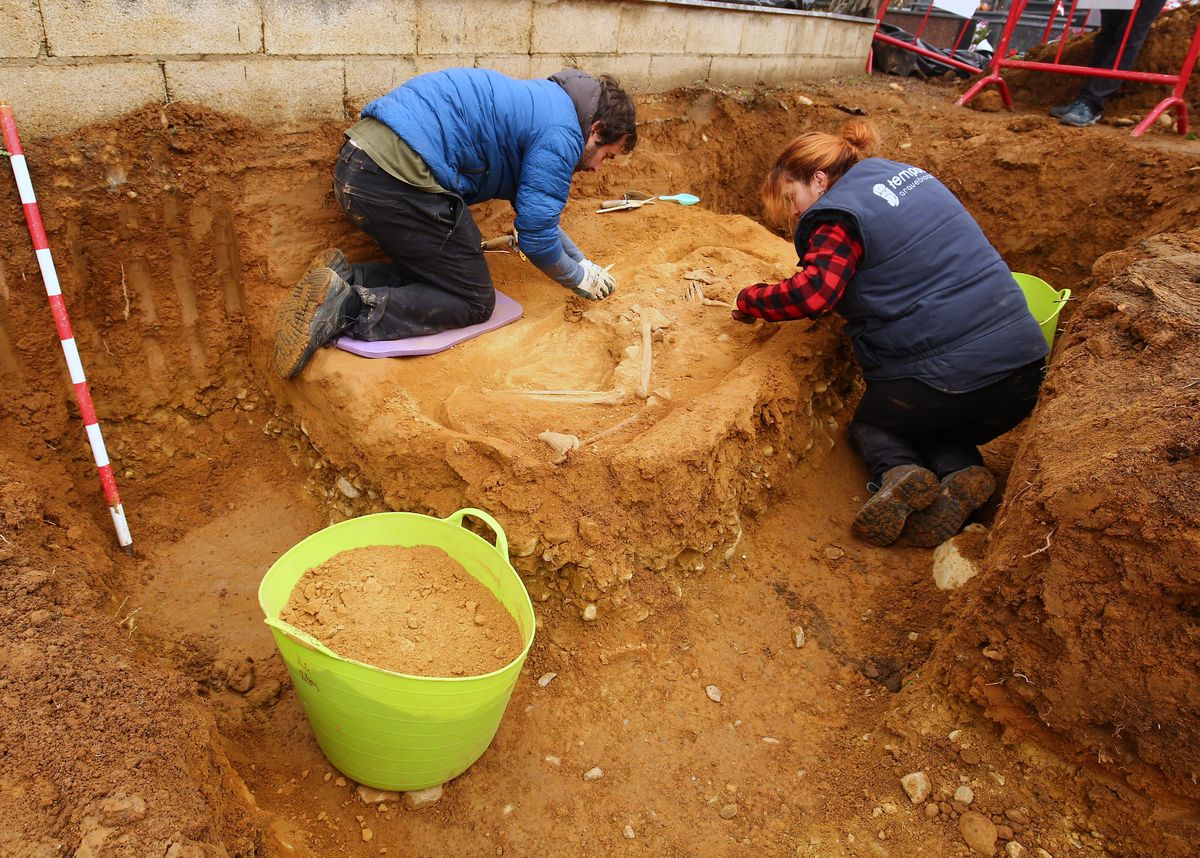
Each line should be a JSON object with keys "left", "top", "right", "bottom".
{"left": 957, "top": 0, "right": 1200, "bottom": 136}
{"left": 871, "top": 0, "right": 1200, "bottom": 136}
{"left": 871, "top": 0, "right": 987, "bottom": 76}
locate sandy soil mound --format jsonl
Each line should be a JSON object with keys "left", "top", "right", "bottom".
{"left": 272, "top": 204, "right": 858, "bottom": 609}
{"left": 0, "top": 448, "right": 263, "bottom": 854}
{"left": 280, "top": 544, "right": 523, "bottom": 676}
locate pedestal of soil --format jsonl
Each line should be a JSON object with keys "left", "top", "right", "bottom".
{"left": 269, "top": 205, "right": 859, "bottom": 603}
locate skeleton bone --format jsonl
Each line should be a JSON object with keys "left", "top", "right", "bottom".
{"left": 537, "top": 431, "right": 581, "bottom": 460}
{"left": 637, "top": 313, "right": 653, "bottom": 399}
{"left": 684, "top": 280, "right": 733, "bottom": 308}
{"left": 504, "top": 389, "right": 627, "bottom": 405}
{"left": 582, "top": 413, "right": 641, "bottom": 446}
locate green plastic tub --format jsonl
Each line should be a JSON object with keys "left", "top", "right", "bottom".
{"left": 1013, "top": 272, "right": 1071, "bottom": 348}
{"left": 258, "top": 508, "right": 535, "bottom": 791}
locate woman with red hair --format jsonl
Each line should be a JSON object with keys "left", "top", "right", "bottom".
{"left": 735, "top": 123, "right": 1048, "bottom": 548}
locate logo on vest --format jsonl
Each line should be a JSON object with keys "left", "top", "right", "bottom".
{"left": 882, "top": 166, "right": 933, "bottom": 200}
{"left": 872, "top": 183, "right": 900, "bottom": 207}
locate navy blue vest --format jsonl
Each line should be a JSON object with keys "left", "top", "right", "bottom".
{"left": 798, "top": 158, "right": 1047, "bottom": 393}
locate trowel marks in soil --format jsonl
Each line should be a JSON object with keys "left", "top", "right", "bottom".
{"left": 280, "top": 545, "right": 522, "bottom": 677}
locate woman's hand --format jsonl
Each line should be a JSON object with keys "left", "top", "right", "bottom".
{"left": 731, "top": 284, "right": 764, "bottom": 323}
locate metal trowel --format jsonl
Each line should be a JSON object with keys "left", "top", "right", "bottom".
{"left": 596, "top": 197, "right": 659, "bottom": 213}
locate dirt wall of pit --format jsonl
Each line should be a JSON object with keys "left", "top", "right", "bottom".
{"left": 933, "top": 228, "right": 1200, "bottom": 842}
{"left": 0, "top": 0, "right": 874, "bottom": 136}
{"left": 0, "top": 446, "right": 267, "bottom": 853}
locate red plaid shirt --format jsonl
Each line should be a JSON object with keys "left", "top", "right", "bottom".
{"left": 735, "top": 221, "right": 864, "bottom": 321}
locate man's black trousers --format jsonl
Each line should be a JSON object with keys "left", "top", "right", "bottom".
{"left": 332, "top": 141, "right": 494, "bottom": 341}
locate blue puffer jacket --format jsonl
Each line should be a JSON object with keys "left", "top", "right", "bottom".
{"left": 363, "top": 68, "right": 587, "bottom": 288}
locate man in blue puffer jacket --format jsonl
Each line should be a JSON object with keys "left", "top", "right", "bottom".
{"left": 274, "top": 68, "right": 637, "bottom": 379}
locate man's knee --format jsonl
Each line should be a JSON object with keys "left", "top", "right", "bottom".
{"left": 467, "top": 295, "right": 495, "bottom": 325}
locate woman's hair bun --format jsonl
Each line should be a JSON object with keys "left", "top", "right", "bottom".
{"left": 841, "top": 120, "right": 879, "bottom": 155}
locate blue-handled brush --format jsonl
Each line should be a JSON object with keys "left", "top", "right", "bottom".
{"left": 658, "top": 193, "right": 700, "bottom": 205}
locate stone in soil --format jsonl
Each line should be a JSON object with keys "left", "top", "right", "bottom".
{"left": 403, "top": 785, "right": 444, "bottom": 809}
{"left": 1005, "top": 808, "right": 1030, "bottom": 825}
{"left": 931, "top": 529, "right": 986, "bottom": 589}
{"left": 99, "top": 792, "right": 146, "bottom": 825}
{"left": 356, "top": 785, "right": 399, "bottom": 805}
{"left": 901, "top": 771, "right": 931, "bottom": 803}
{"left": 959, "top": 810, "right": 999, "bottom": 856}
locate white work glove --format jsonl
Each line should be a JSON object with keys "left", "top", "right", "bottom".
{"left": 571, "top": 259, "right": 616, "bottom": 301}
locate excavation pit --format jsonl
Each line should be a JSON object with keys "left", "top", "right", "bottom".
{"left": 1, "top": 76, "right": 1199, "bottom": 856}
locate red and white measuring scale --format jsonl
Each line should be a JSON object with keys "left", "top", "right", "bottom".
{"left": 1, "top": 102, "right": 133, "bottom": 553}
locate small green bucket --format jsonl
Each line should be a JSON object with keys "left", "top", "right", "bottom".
{"left": 1013, "top": 272, "right": 1071, "bottom": 348}
{"left": 258, "top": 508, "right": 535, "bottom": 791}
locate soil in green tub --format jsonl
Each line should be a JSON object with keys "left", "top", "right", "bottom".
{"left": 280, "top": 545, "right": 523, "bottom": 677}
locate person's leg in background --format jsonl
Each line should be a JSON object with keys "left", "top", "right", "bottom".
{"left": 1056, "top": 0, "right": 1169, "bottom": 126}
{"left": 1079, "top": 0, "right": 1169, "bottom": 110}
{"left": 330, "top": 143, "right": 495, "bottom": 341}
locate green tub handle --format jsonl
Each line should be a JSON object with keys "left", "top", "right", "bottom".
{"left": 265, "top": 615, "right": 340, "bottom": 659}
{"left": 441, "top": 507, "right": 509, "bottom": 559}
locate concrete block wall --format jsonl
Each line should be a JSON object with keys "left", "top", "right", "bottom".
{"left": 0, "top": 0, "right": 874, "bottom": 137}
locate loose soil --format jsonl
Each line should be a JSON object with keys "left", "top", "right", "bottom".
{"left": 279, "top": 545, "right": 523, "bottom": 677}
{"left": 1, "top": 14, "right": 1199, "bottom": 855}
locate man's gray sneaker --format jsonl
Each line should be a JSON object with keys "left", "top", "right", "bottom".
{"left": 1059, "top": 100, "right": 1101, "bottom": 127}
{"left": 1049, "top": 99, "right": 1083, "bottom": 118}
{"left": 273, "top": 267, "right": 353, "bottom": 379}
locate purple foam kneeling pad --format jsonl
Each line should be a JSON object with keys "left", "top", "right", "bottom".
{"left": 333, "top": 291, "right": 523, "bottom": 358}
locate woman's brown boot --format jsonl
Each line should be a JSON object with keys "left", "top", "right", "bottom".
{"left": 899, "top": 466, "right": 996, "bottom": 548}
{"left": 851, "top": 464, "right": 940, "bottom": 547}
